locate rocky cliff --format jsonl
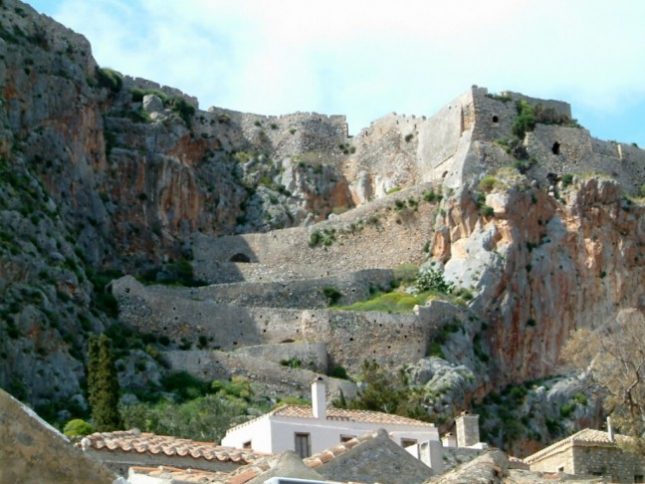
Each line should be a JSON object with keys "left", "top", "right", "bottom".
{"left": 0, "top": 0, "right": 643, "bottom": 457}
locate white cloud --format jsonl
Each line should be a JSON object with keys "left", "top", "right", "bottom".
{"left": 31, "top": 0, "right": 645, "bottom": 140}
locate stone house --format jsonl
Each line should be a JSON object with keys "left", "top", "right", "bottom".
{"left": 523, "top": 426, "right": 645, "bottom": 482}
{"left": 221, "top": 378, "right": 440, "bottom": 457}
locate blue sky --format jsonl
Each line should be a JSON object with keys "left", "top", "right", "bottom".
{"left": 28, "top": 0, "right": 645, "bottom": 145}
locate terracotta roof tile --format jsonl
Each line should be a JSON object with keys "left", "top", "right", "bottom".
{"left": 225, "top": 404, "right": 435, "bottom": 436}
{"left": 274, "top": 404, "right": 435, "bottom": 427}
{"left": 79, "top": 429, "right": 266, "bottom": 465}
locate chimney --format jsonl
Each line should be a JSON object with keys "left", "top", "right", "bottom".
{"left": 311, "top": 377, "right": 326, "bottom": 420}
{"left": 607, "top": 416, "right": 615, "bottom": 443}
{"left": 442, "top": 432, "right": 457, "bottom": 448}
{"left": 455, "top": 413, "right": 480, "bottom": 447}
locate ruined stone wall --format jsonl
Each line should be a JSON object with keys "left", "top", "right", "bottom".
{"left": 193, "top": 190, "right": 439, "bottom": 283}
{"left": 206, "top": 106, "right": 348, "bottom": 162}
{"left": 162, "top": 349, "right": 357, "bottom": 400}
{"left": 145, "top": 269, "right": 394, "bottom": 308}
{"left": 112, "top": 277, "right": 455, "bottom": 373}
{"left": 525, "top": 126, "right": 645, "bottom": 194}
{"left": 501, "top": 91, "right": 572, "bottom": 119}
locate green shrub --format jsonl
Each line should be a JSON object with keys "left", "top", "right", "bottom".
{"left": 480, "top": 205, "right": 494, "bottom": 217}
{"left": 561, "top": 174, "right": 574, "bottom": 187}
{"left": 169, "top": 97, "right": 195, "bottom": 127}
{"left": 427, "top": 341, "right": 444, "bottom": 358}
{"left": 130, "top": 87, "right": 168, "bottom": 103}
{"left": 512, "top": 100, "right": 536, "bottom": 139}
{"left": 96, "top": 68, "right": 122, "bottom": 93}
{"left": 422, "top": 189, "right": 441, "bottom": 203}
{"left": 560, "top": 402, "right": 576, "bottom": 418}
{"left": 415, "top": 267, "right": 453, "bottom": 294}
{"left": 162, "top": 371, "right": 210, "bottom": 402}
{"left": 639, "top": 184, "right": 645, "bottom": 198}
{"left": 479, "top": 176, "right": 498, "bottom": 192}
{"left": 328, "top": 365, "right": 349, "bottom": 380}
{"left": 280, "top": 357, "right": 302, "bottom": 369}
{"left": 308, "top": 228, "right": 336, "bottom": 248}
{"left": 322, "top": 287, "right": 342, "bottom": 306}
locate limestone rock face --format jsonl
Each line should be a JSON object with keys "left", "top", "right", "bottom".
{"left": 437, "top": 178, "right": 643, "bottom": 386}
{"left": 0, "top": 388, "right": 116, "bottom": 483}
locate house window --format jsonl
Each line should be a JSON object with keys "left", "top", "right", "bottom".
{"left": 340, "top": 435, "right": 355, "bottom": 443}
{"left": 557, "top": 466, "right": 564, "bottom": 473}
{"left": 401, "top": 438, "right": 417, "bottom": 448}
{"left": 492, "top": 115, "right": 499, "bottom": 123}
{"left": 552, "top": 142, "right": 561, "bottom": 155}
{"left": 243, "top": 441, "right": 252, "bottom": 449}
{"left": 294, "top": 433, "right": 311, "bottom": 458}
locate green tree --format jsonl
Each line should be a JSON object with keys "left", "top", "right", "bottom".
{"left": 338, "top": 360, "right": 429, "bottom": 421}
{"left": 87, "top": 334, "right": 122, "bottom": 431}
{"left": 63, "top": 418, "right": 94, "bottom": 437}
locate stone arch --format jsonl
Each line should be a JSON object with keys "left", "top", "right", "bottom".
{"left": 230, "top": 252, "right": 251, "bottom": 263}
{"left": 552, "top": 142, "right": 561, "bottom": 155}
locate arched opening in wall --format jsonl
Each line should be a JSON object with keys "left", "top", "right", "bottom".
{"left": 230, "top": 253, "right": 251, "bottom": 263}
{"left": 492, "top": 115, "right": 499, "bottom": 123}
{"left": 552, "top": 142, "right": 561, "bottom": 155}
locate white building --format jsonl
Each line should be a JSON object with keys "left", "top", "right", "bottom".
{"left": 221, "top": 377, "right": 440, "bottom": 457}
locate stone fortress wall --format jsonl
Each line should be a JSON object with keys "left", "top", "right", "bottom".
{"left": 344, "top": 86, "right": 644, "bottom": 197}
{"left": 112, "top": 275, "right": 465, "bottom": 374}
{"left": 146, "top": 269, "right": 395, "bottom": 308}
{"left": 465, "top": 88, "right": 645, "bottom": 193}
{"left": 204, "top": 105, "right": 349, "bottom": 163}
{"left": 192, "top": 183, "right": 440, "bottom": 284}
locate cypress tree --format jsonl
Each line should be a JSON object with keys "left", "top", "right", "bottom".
{"left": 87, "top": 335, "right": 100, "bottom": 412}
{"left": 87, "top": 334, "right": 121, "bottom": 431}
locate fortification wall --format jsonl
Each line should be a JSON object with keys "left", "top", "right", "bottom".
{"left": 501, "top": 91, "right": 572, "bottom": 118}
{"left": 144, "top": 269, "right": 394, "bottom": 308}
{"left": 524, "top": 126, "right": 645, "bottom": 193}
{"left": 112, "top": 277, "right": 464, "bottom": 373}
{"left": 206, "top": 106, "right": 348, "bottom": 162}
{"left": 344, "top": 88, "right": 478, "bottom": 197}
{"left": 163, "top": 350, "right": 357, "bottom": 400}
{"left": 300, "top": 309, "right": 431, "bottom": 371}
{"left": 233, "top": 342, "right": 328, "bottom": 372}
{"left": 417, "top": 89, "right": 474, "bottom": 179}
{"left": 193, "top": 188, "right": 439, "bottom": 283}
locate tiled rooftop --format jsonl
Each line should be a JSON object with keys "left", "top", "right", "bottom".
{"left": 303, "top": 429, "right": 383, "bottom": 468}
{"left": 524, "top": 428, "right": 632, "bottom": 464}
{"left": 226, "top": 404, "right": 435, "bottom": 434}
{"left": 79, "top": 429, "right": 266, "bottom": 464}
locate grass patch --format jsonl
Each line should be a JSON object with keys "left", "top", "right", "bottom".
{"left": 335, "top": 290, "right": 437, "bottom": 313}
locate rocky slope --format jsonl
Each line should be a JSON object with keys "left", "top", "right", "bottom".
{"left": 0, "top": 0, "right": 643, "bottom": 458}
